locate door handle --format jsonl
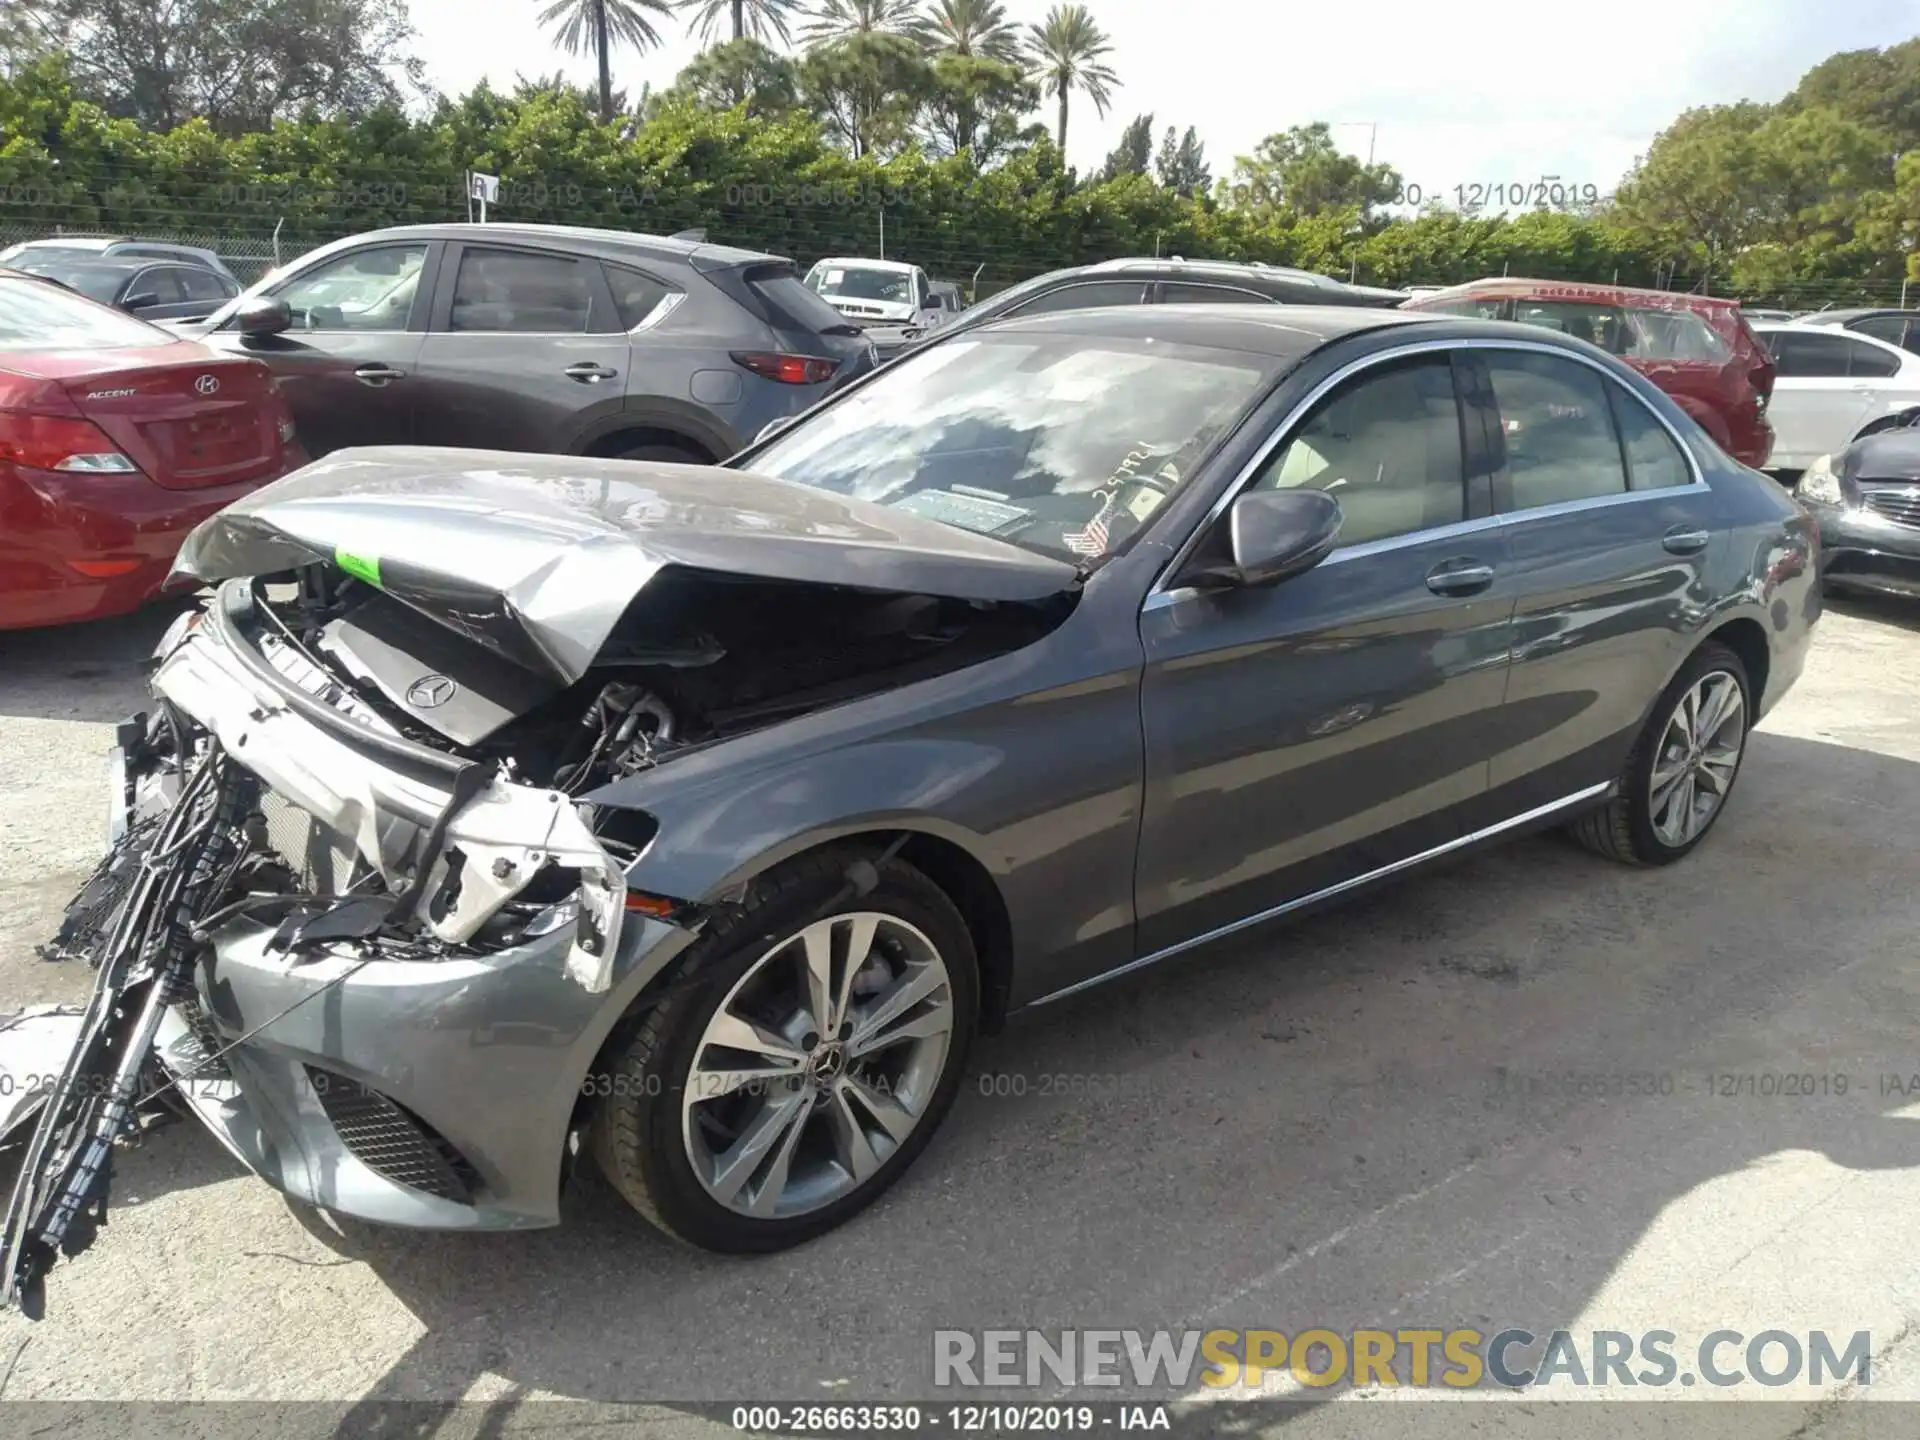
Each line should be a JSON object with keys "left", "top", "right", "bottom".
{"left": 1425, "top": 559, "right": 1495, "bottom": 596}
{"left": 353, "top": 364, "right": 405, "bottom": 387}
{"left": 565, "top": 362, "right": 619, "bottom": 383}
{"left": 1662, "top": 526, "right": 1711, "bottom": 556}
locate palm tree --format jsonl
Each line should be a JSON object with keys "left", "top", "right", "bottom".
{"left": 918, "top": 0, "right": 1022, "bottom": 62}
{"left": 537, "top": 0, "right": 676, "bottom": 121}
{"left": 799, "top": 0, "right": 920, "bottom": 46}
{"left": 1027, "top": 2, "right": 1117, "bottom": 158}
{"left": 680, "top": 0, "right": 803, "bottom": 45}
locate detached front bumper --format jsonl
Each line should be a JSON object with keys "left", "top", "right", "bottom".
{"left": 137, "top": 593, "right": 697, "bottom": 1229}
{"left": 1813, "top": 502, "right": 1920, "bottom": 598}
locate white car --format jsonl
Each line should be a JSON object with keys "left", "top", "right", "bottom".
{"left": 804, "top": 257, "right": 947, "bottom": 331}
{"left": 1751, "top": 322, "right": 1920, "bottom": 470}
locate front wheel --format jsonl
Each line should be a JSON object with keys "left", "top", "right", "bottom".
{"left": 1567, "top": 641, "right": 1752, "bottom": 865}
{"left": 590, "top": 851, "right": 978, "bottom": 1252}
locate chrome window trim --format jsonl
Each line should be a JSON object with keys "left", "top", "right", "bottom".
{"left": 1143, "top": 336, "right": 1710, "bottom": 612}
{"left": 1030, "top": 780, "right": 1616, "bottom": 1007}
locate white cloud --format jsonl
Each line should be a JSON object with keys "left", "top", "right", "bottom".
{"left": 407, "top": 0, "right": 1919, "bottom": 203}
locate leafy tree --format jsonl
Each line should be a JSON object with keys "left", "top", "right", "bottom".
{"left": 799, "top": 31, "right": 928, "bottom": 158}
{"left": 37, "top": 0, "right": 426, "bottom": 132}
{"left": 1026, "top": 3, "right": 1116, "bottom": 159}
{"left": 917, "top": 0, "right": 1022, "bottom": 63}
{"left": 921, "top": 53, "right": 1036, "bottom": 162}
{"left": 662, "top": 38, "right": 798, "bottom": 116}
{"left": 537, "top": 0, "right": 675, "bottom": 123}
{"left": 1225, "top": 122, "right": 1400, "bottom": 221}
{"left": 1154, "top": 123, "right": 1207, "bottom": 197}
{"left": 679, "top": 0, "right": 802, "bottom": 47}
{"left": 1786, "top": 38, "right": 1920, "bottom": 156}
{"left": 1098, "top": 111, "right": 1152, "bottom": 180}
{"left": 800, "top": 0, "right": 919, "bottom": 45}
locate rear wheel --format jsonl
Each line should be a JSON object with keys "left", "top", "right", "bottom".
{"left": 590, "top": 851, "right": 978, "bottom": 1252}
{"left": 1568, "top": 641, "right": 1752, "bottom": 865}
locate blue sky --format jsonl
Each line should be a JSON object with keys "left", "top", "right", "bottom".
{"left": 410, "top": 0, "right": 1920, "bottom": 206}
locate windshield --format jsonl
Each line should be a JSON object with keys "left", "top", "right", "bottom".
{"left": 747, "top": 333, "right": 1280, "bottom": 564}
{"left": 0, "top": 275, "right": 172, "bottom": 350}
{"left": 811, "top": 265, "right": 914, "bottom": 303}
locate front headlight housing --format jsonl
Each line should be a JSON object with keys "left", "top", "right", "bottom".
{"left": 1797, "top": 453, "right": 1844, "bottom": 506}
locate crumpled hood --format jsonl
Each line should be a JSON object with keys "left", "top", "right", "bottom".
{"left": 172, "top": 446, "right": 1079, "bottom": 685}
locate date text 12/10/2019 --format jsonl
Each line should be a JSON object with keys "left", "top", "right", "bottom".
{"left": 1392, "top": 180, "right": 1604, "bottom": 210}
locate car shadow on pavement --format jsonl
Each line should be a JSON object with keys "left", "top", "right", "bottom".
{"left": 149, "top": 725, "right": 1914, "bottom": 1431}
{"left": 0, "top": 598, "right": 199, "bottom": 724}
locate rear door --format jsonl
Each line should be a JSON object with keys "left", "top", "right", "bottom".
{"left": 411, "top": 240, "right": 629, "bottom": 454}
{"left": 1761, "top": 329, "right": 1880, "bottom": 467}
{"left": 1473, "top": 344, "right": 1722, "bottom": 810}
{"left": 210, "top": 240, "right": 437, "bottom": 457}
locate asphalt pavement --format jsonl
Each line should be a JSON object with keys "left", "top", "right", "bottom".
{"left": 1, "top": 594, "right": 1918, "bottom": 1438}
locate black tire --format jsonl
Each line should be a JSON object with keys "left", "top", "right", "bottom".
{"left": 1567, "top": 640, "right": 1753, "bottom": 866}
{"left": 589, "top": 849, "right": 979, "bottom": 1253}
{"left": 615, "top": 442, "right": 706, "bottom": 464}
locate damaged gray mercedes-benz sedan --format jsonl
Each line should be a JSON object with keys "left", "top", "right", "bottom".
{"left": 2, "top": 305, "right": 1819, "bottom": 1312}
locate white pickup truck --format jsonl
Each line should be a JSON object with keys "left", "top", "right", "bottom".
{"left": 804, "top": 257, "right": 954, "bottom": 332}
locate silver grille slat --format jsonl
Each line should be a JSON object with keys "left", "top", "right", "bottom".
{"left": 1861, "top": 486, "right": 1920, "bottom": 530}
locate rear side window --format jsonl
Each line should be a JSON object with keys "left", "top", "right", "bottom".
{"left": 449, "top": 247, "right": 595, "bottom": 333}
{"left": 1511, "top": 300, "right": 1633, "bottom": 354}
{"left": 1844, "top": 337, "right": 1902, "bottom": 378}
{"left": 603, "top": 264, "right": 675, "bottom": 329}
{"left": 1007, "top": 281, "right": 1150, "bottom": 316}
{"left": 1626, "top": 309, "right": 1732, "bottom": 364}
{"left": 1766, "top": 330, "right": 1855, "bottom": 378}
{"left": 0, "top": 275, "right": 171, "bottom": 349}
{"left": 1484, "top": 350, "right": 1628, "bottom": 510}
{"left": 1159, "top": 282, "right": 1278, "bottom": 306}
{"left": 1607, "top": 385, "right": 1693, "bottom": 490}
{"left": 1851, "top": 316, "right": 1908, "bottom": 347}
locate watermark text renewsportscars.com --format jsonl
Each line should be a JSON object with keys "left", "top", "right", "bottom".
{"left": 932, "top": 1327, "right": 1872, "bottom": 1391}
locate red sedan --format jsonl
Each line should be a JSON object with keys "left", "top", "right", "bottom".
{"left": 0, "top": 269, "right": 307, "bottom": 629}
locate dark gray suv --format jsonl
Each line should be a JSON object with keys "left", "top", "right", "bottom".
{"left": 179, "top": 224, "right": 877, "bottom": 462}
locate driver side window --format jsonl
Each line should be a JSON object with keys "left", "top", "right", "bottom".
{"left": 1250, "top": 355, "right": 1468, "bottom": 548}
{"left": 272, "top": 244, "right": 428, "bottom": 332}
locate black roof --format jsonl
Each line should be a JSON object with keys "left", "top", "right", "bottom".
{"left": 1802, "top": 308, "right": 1920, "bottom": 324}
{"left": 13, "top": 253, "right": 158, "bottom": 275}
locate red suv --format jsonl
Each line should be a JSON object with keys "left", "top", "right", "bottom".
{"left": 1404, "top": 279, "right": 1776, "bottom": 468}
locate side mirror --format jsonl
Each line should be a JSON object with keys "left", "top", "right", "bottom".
{"left": 1185, "top": 488, "right": 1342, "bottom": 591}
{"left": 234, "top": 295, "right": 292, "bottom": 338}
{"left": 122, "top": 292, "right": 161, "bottom": 312}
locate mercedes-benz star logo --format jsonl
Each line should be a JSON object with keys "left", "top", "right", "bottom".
{"left": 406, "top": 674, "right": 457, "bottom": 709}
{"left": 193, "top": 374, "right": 220, "bottom": 396}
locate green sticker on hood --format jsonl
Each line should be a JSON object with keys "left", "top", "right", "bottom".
{"left": 335, "top": 547, "right": 382, "bottom": 587}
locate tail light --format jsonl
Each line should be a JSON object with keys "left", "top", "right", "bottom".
{"left": 730, "top": 351, "right": 839, "bottom": 385}
{"left": 0, "top": 414, "right": 139, "bottom": 473}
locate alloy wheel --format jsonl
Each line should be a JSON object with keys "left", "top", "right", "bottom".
{"left": 1648, "top": 669, "right": 1746, "bottom": 848}
{"left": 681, "top": 912, "right": 955, "bottom": 1219}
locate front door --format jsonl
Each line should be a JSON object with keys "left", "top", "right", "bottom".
{"left": 222, "top": 241, "right": 436, "bottom": 457}
{"left": 1134, "top": 350, "right": 1517, "bottom": 958}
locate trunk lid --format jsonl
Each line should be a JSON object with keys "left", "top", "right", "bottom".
{"left": 173, "top": 446, "right": 1081, "bottom": 685}
{"left": 37, "top": 348, "right": 290, "bottom": 491}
